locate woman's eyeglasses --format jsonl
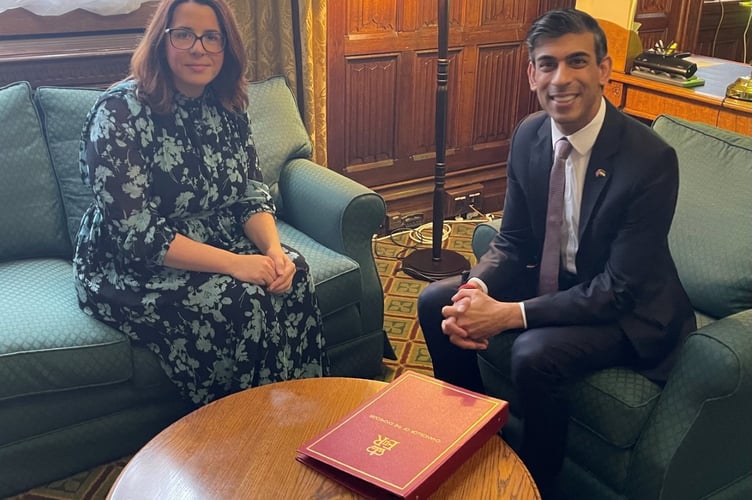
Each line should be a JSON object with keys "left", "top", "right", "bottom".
{"left": 165, "top": 28, "right": 226, "bottom": 54}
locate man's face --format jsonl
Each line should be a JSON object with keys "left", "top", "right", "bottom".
{"left": 527, "top": 32, "right": 611, "bottom": 135}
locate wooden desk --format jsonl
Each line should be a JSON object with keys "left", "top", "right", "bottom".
{"left": 606, "top": 56, "right": 752, "bottom": 135}
{"left": 107, "top": 377, "right": 540, "bottom": 499}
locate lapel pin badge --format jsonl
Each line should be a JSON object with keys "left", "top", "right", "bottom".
{"left": 595, "top": 169, "right": 607, "bottom": 178}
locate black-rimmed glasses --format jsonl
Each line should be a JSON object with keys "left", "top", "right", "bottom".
{"left": 165, "top": 28, "right": 226, "bottom": 54}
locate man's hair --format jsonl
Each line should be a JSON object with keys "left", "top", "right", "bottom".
{"left": 526, "top": 8, "right": 608, "bottom": 63}
{"left": 129, "top": 0, "right": 248, "bottom": 113}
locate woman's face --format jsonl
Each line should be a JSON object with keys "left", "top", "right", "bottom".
{"left": 166, "top": 2, "right": 225, "bottom": 97}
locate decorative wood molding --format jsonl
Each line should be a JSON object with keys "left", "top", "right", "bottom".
{"left": 0, "top": 2, "right": 157, "bottom": 88}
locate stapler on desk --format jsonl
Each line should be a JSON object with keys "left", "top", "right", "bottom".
{"left": 632, "top": 51, "right": 697, "bottom": 79}
{"left": 630, "top": 50, "right": 704, "bottom": 88}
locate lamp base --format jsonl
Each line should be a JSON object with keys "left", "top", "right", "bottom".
{"left": 401, "top": 248, "right": 470, "bottom": 282}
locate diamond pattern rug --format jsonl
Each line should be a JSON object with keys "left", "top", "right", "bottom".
{"left": 7, "top": 221, "right": 481, "bottom": 500}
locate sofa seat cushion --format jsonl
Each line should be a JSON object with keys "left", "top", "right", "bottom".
{"left": 277, "top": 221, "right": 361, "bottom": 321}
{"left": 0, "top": 82, "right": 69, "bottom": 262}
{"left": 480, "top": 336, "right": 661, "bottom": 449}
{"left": 0, "top": 259, "right": 133, "bottom": 401}
{"left": 565, "top": 419, "right": 635, "bottom": 494}
{"left": 0, "top": 346, "right": 180, "bottom": 449}
{"left": 568, "top": 368, "right": 662, "bottom": 448}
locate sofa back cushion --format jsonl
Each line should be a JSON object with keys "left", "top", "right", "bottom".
{"left": 32, "top": 76, "right": 310, "bottom": 237}
{"left": 246, "top": 76, "right": 312, "bottom": 214}
{"left": 653, "top": 115, "right": 752, "bottom": 319}
{"left": 35, "top": 87, "right": 103, "bottom": 245}
{"left": 0, "top": 82, "right": 69, "bottom": 262}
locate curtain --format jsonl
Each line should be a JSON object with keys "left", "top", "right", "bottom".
{"left": 0, "top": 0, "right": 149, "bottom": 15}
{"left": 231, "top": 0, "right": 327, "bottom": 166}
{"left": 296, "top": 0, "right": 327, "bottom": 166}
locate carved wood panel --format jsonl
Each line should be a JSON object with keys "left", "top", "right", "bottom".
{"left": 344, "top": 55, "right": 399, "bottom": 169}
{"left": 473, "top": 44, "right": 526, "bottom": 145}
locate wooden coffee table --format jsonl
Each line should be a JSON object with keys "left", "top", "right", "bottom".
{"left": 107, "top": 377, "right": 540, "bottom": 499}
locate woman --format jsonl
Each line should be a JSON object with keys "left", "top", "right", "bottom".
{"left": 73, "top": 0, "right": 328, "bottom": 406}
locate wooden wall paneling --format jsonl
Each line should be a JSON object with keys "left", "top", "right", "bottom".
{"left": 328, "top": 1, "right": 735, "bottom": 220}
{"left": 345, "top": 0, "right": 397, "bottom": 37}
{"left": 473, "top": 44, "right": 525, "bottom": 147}
{"left": 631, "top": 1, "right": 700, "bottom": 58}
{"left": 343, "top": 54, "right": 400, "bottom": 171}
{"left": 327, "top": 0, "right": 543, "bottom": 221}
{"left": 538, "top": 0, "right": 575, "bottom": 14}
{"left": 634, "top": 0, "right": 670, "bottom": 51}
{"left": 674, "top": 0, "right": 702, "bottom": 54}
{"left": 694, "top": 1, "right": 752, "bottom": 64}
{"left": 0, "top": 2, "right": 157, "bottom": 88}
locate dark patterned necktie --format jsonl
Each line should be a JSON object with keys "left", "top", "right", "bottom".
{"left": 538, "top": 138, "right": 572, "bottom": 295}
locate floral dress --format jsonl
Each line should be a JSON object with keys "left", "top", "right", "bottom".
{"left": 73, "top": 80, "right": 328, "bottom": 406}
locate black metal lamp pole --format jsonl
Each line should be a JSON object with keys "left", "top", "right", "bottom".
{"left": 401, "top": 0, "right": 470, "bottom": 281}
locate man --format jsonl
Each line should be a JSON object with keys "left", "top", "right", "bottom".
{"left": 417, "top": 8, "right": 695, "bottom": 496}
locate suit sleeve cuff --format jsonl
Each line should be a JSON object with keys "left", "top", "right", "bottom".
{"left": 518, "top": 302, "right": 528, "bottom": 329}
{"left": 467, "top": 277, "right": 488, "bottom": 294}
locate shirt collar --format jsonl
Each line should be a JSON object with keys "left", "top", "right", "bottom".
{"left": 551, "top": 97, "right": 606, "bottom": 156}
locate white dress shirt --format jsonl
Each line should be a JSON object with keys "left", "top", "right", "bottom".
{"left": 552, "top": 97, "right": 606, "bottom": 273}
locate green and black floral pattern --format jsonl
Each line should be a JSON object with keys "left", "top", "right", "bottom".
{"left": 73, "top": 81, "right": 327, "bottom": 405}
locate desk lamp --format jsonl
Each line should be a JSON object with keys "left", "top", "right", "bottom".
{"left": 725, "top": 1, "right": 752, "bottom": 101}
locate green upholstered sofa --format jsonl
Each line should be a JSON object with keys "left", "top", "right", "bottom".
{"left": 471, "top": 115, "right": 752, "bottom": 499}
{"left": 0, "top": 76, "right": 387, "bottom": 497}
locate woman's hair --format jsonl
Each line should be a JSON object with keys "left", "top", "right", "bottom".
{"left": 129, "top": 0, "right": 248, "bottom": 113}
{"left": 526, "top": 8, "right": 608, "bottom": 63}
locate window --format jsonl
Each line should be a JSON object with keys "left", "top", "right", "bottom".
{"left": 0, "top": 1, "right": 151, "bottom": 16}
{"left": 0, "top": 1, "right": 157, "bottom": 88}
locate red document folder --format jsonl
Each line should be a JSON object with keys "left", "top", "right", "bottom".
{"left": 296, "top": 371, "right": 509, "bottom": 499}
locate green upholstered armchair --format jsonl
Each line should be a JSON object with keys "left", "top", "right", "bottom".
{"left": 471, "top": 115, "right": 752, "bottom": 499}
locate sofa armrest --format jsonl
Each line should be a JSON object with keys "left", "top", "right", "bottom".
{"left": 471, "top": 219, "right": 501, "bottom": 259}
{"left": 628, "top": 309, "right": 752, "bottom": 499}
{"left": 278, "top": 158, "right": 386, "bottom": 336}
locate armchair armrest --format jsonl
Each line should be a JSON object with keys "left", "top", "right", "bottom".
{"left": 629, "top": 309, "right": 752, "bottom": 499}
{"left": 278, "top": 158, "right": 386, "bottom": 336}
{"left": 472, "top": 219, "right": 501, "bottom": 259}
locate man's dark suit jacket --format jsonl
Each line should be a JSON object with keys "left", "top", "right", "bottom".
{"left": 472, "top": 100, "right": 695, "bottom": 379}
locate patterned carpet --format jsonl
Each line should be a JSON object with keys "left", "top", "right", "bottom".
{"left": 7, "top": 221, "right": 481, "bottom": 500}
{"left": 376, "top": 220, "right": 478, "bottom": 381}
